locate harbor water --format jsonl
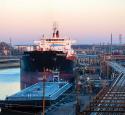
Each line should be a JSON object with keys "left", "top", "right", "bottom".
{"left": 0, "top": 68, "right": 20, "bottom": 100}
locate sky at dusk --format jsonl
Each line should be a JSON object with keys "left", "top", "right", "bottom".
{"left": 0, "top": 0, "right": 125, "bottom": 44}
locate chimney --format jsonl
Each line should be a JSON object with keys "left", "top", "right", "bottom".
{"left": 56, "top": 30, "right": 59, "bottom": 38}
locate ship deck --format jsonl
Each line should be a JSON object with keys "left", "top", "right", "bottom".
{"left": 7, "top": 82, "right": 72, "bottom": 101}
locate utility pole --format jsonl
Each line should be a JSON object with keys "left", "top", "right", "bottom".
{"left": 119, "top": 34, "right": 122, "bottom": 53}
{"left": 119, "top": 34, "right": 122, "bottom": 45}
{"left": 75, "top": 69, "right": 81, "bottom": 115}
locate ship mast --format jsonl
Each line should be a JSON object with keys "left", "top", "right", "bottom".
{"left": 52, "top": 22, "right": 59, "bottom": 38}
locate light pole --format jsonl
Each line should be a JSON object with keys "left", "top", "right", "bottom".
{"left": 87, "top": 77, "right": 92, "bottom": 100}
{"left": 42, "top": 68, "right": 46, "bottom": 115}
{"left": 75, "top": 68, "right": 82, "bottom": 115}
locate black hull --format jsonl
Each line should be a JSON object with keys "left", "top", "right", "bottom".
{"left": 0, "top": 100, "right": 56, "bottom": 115}
{"left": 21, "top": 51, "right": 75, "bottom": 89}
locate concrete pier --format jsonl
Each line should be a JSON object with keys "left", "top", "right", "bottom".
{"left": 0, "top": 57, "right": 20, "bottom": 69}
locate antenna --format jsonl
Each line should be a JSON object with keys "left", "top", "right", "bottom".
{"left": 53, "top": 22, "right": 58, "bottom": 32}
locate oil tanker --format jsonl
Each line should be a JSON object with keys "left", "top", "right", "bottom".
{"left": 20, "top": 26, "right": 76, "bottom": 89}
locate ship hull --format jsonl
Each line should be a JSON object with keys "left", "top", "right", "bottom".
{"left": 21, "top": 51, "right": 75, "bottom": 89}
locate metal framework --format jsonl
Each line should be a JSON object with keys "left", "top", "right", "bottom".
{"left": 80, "top": 72, "right": 125, "bottom": 115}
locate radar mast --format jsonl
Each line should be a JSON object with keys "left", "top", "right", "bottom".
{"left": 53, "top": 22, "right": 59, "bottom": 38}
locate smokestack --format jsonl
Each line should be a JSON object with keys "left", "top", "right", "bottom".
{"left": 52, "top": 22, "right": 58, "bottom": 38}
{"left": 56, "top": 30, "right": 59, "bottom": 38}
{"left": 53, "top": 32, "right": 55, "bottom": 38}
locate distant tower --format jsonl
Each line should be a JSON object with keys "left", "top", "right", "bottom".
{"left": 119, "top": 34, "right": 122, "bottom": 45}
{"left": 9, "top": 37, "right": 12, "bottom": 56}
{"left": 9, "top": 37, "right": 12, "bottom": 46}
{"left": 42, "top": 34, "right": 44, "bottom": 38}
{"left": 110, "top": 33, "right": 112, "bottom": 55}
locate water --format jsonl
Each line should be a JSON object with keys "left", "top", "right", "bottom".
{"left": 0, "top": 68, "right": 20, "bottom": 100}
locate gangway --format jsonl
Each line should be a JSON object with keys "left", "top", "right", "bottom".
{"left": 107, "top": 61, "right": 125, "bottom": 74}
